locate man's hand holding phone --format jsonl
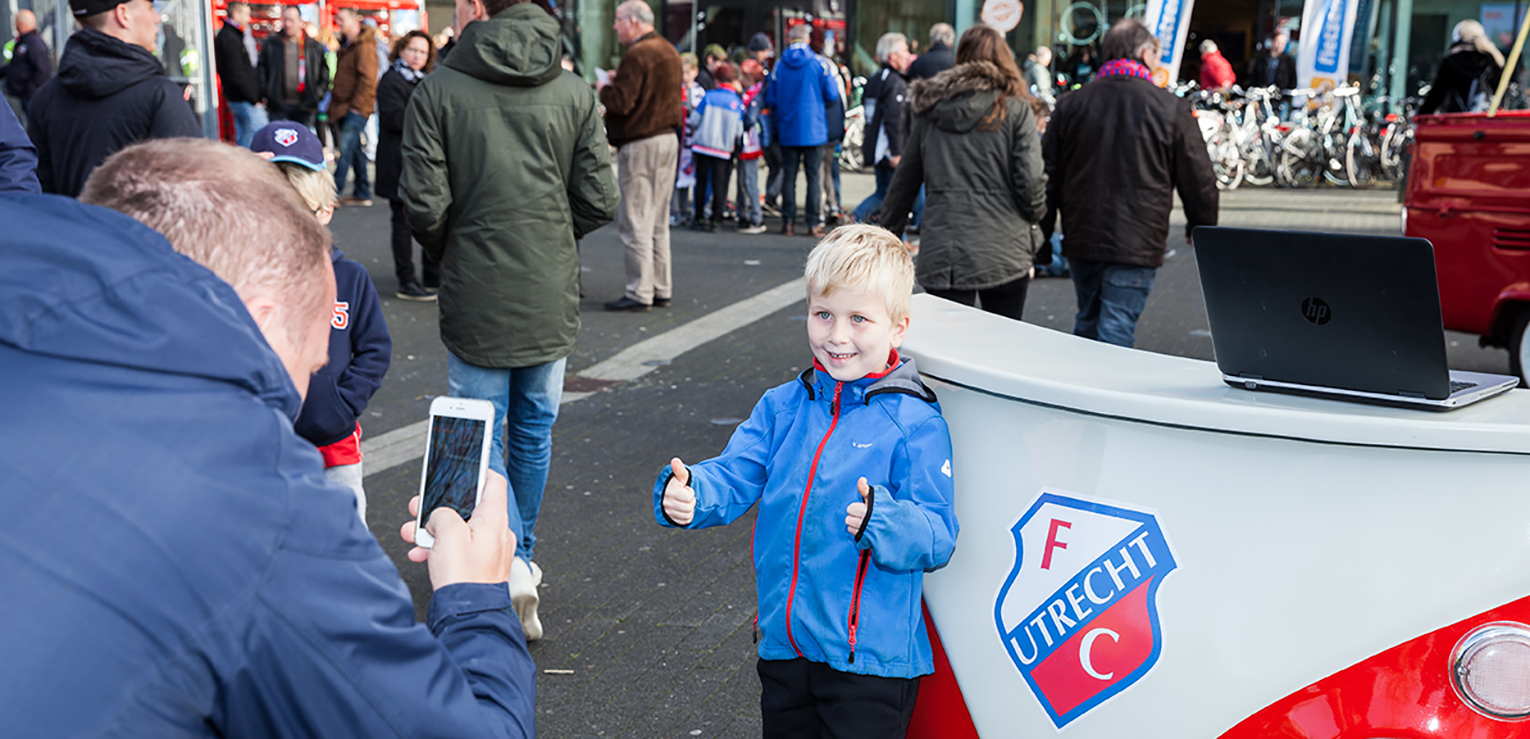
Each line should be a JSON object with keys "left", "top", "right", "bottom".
{"left": 662, "top": 458, "right": 696, "bottom": 525}
{"left": 401, "top": 470, "right": 515, "bottom": 591}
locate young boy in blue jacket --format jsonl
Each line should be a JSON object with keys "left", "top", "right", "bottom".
{"left": 654, "top": 224, "right": 957, "bottom": 735}
{"left": 253, "top": 122, "right": 391, "bottom": 523}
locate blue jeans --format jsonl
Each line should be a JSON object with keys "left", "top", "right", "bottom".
{"left": 334, "top": 111, "right": 371, "bottom": 199}
{"left": 854, "top": 163, "right": 925, "bottom": 226}
{"left": 447, "top": 353, "right": 566, "bottom": 562}
{"left": 1069, "top": 257, "right": 1157, "bottom": 348}
{"left": 736, "top": 157, "right": 761, "bottom": 225}
{"left": 780, "top": 145, "right": 823, "bottom": 228}
{"left": 229, "top": 100, "right": 268, "bottom": 148}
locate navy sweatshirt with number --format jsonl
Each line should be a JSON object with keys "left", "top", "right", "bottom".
{"left": 294, "top": 247, "right": 391, "bottom": 448}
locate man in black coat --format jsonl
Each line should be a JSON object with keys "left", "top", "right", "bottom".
{"left": 1250, "top": 33, "right": 1296, "bottom": 91}
{"left": 258, "top": 5, "right": 329, "bottom": 129}
{"left": 214, "top": 1, "right": 266, "bottom": 147}
{"left": 3, "top": 10, "right": 51, "bottom": 126}
{"left": 852, "top": 31, "right": 914, "bottom": 223}
{"left": 907, "top": 23, "right": 954, "bottom": 81}
{"left": 27, "top": 0, "right": 202, "bottom": 197}
{"left": 1043, "top": 19, "right": 1217, "bottom": 349}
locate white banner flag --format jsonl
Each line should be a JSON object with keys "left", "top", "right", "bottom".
{"left": 1296, "top": 0, "right": 1362, "bottom": 92}
{"left": 1143, "top": 0, "right": 1197, "bottom": 87}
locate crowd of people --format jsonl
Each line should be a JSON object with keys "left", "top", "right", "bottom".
{"left": 0, "top": 0, "right": 1235, "bottom": 728}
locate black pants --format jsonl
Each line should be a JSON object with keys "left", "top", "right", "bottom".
{"left": 758, "top": 658, "right": 920, "bottom": 738}
{"left": 390, "top": 198, "right": 438, "bottom": 287}
{"left": 694, "top": 153, "right": 733, "bottom": 225}
{"left": 780, "top": 145, "right": 824, "bottom": 229}
{"left": 926, "top": 274, "right": 1031, "bottom": 321}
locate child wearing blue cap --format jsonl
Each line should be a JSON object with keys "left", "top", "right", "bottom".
{"left": 252, "top": 122, "right": 392, "bottom": 523}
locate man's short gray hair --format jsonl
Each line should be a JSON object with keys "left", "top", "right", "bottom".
{"left": 929, "top": 23, "right": 954, "bottom": 47}
{"left": 227, "top": 1, "right": 249, "bottom": 15}
{"left": 788, "top": 23, "right": 811, "bottom": 42}
{"left": 1199, "top": 39, "right": 1217, "bottom": 54}
{"left": 875, "top": 32, "right": 907, "bottom": 64}
{"left": 616, "top": 0, "right": 653, "bottom": 26}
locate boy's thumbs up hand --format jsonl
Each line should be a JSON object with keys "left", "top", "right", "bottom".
{"left": 845, "top": 477, "right": 872, "bottom": 538}
{"left": 663, "top": 458, "right": 696, "bottom": 526}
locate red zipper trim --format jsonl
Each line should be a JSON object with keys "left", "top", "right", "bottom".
{"left": 785, "top": 380, "right": 843, "bottom": 658}
{"left": 847, "top": 549, "right": 871, "bottom": 664}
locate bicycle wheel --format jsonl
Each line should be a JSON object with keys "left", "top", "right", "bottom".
{"left": 1242, "top": 135, "right": 1276, "bottom": 186}
{"left": 1278, "top": 128, "right": 1321, "bottom": 188}
{"left": 1344, "top": 132, "right": 1379, "bottom": 189}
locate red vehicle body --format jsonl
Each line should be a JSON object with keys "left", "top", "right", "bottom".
{"left": 1404, "top": 111, "right": 1530, "bottom": 384}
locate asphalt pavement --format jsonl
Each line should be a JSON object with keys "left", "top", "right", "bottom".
{"left": 328, "top": 174, "right": 1510, "bottom": 738}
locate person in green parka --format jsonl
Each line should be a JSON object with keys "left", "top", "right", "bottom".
{"left": 399, "top": 0, "right": 619, "bottom": 643}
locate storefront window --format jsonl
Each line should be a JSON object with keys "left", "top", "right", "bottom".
{"left": 852, "top": 0, "right": 953, "bottom": 75}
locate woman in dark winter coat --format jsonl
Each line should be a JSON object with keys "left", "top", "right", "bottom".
{"left": 376, "top": 30, "right": 437, "bottom": 301}
{"left": 878, "top": 24, "right": 1047, "bottom": 320}
{"left": 1420, "top": 19, "right": 1505, "bottom": 115}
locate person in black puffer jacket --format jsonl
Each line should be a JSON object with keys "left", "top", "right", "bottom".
{"left": 28, "top": 0, "right": 201, "bottom": 197}
{"left": 1420, "top": 20, "right": 1505, "bottom": 115}
{"left": 878, "top": 24, "right": 1046, "bottom": 320}
{"left": 376, "top": 30, "right": 439, "bottom": 301}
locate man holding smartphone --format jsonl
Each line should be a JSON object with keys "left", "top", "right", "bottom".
{"left": 0, "top": 139, "right": 536, "bottom": 737}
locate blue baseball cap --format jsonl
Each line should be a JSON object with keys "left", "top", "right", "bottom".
{"left": 250, "top": 123, "right": 325, "bottom": 171}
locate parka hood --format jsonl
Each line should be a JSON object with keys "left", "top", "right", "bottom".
{"left": 444, "top": 4, "right": 562, "bottom": 87}
{"left": 0, "top": 194, "right": 301, "bottom": 419}
{"left": 57, "top": 27, "right": 169, "bottom": 100}
{"left": 779, "top": 42, "right": 818, "bottom": 70}
{"left": 910, "top": 60, "right": 1009, "bottom": 133}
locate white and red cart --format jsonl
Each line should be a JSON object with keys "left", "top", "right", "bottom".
{"left": 900, "top": 293, "right": 1530, "bottom": 737}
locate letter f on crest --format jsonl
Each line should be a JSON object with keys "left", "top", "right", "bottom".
{"left": 1042, "top": 519, "right": 1072, "bottom": 570}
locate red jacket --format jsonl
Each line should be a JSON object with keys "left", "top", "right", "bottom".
{"left": 1199, "top": 51, "right": 1235, "bottom": 91}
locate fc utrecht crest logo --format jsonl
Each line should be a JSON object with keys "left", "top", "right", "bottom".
{"left": 994, "top": 490, "right": 1177, "bottom": 728}
{"left": 274, "top": 128, "right": 300, "bottom": 147}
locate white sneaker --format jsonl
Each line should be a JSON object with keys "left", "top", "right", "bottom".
{"left": 509, "top": 557, "right": 543, "bottom": 641}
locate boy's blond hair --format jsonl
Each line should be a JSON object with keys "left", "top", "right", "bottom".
{"left": 804, "top": 224, "right": 915, "bottom": 323}
{"left": 275, "top": 162, "right": 338, "bottom": 215}
{"left": 680, "top": 52, "right": 698, "bottom": 71}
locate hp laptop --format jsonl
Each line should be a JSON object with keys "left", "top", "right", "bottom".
{"left": 1193, "top": 227, "right": 1518, "bottom": 410}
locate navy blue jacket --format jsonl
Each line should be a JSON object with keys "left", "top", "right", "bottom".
{"left": 0, "top": 100, "right": 38, "bottom": 193}
{"left": 28, "top": 27, "right": 202, "bottom": 196}
{"left": 0, "top": 193, "right": 535, "bottom": 738}
{"left": 294, "top": 248, "right": 391, "bottom": 448}
{"left": 764, "top": 42, "right": 837, "bottom": 147}
{"left": 2, "top": 29, "right": 52, "bottom": 99}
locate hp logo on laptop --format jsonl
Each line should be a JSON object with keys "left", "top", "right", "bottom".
{"left": 1301, "top": 297, "right": 1332, "bottom": 325}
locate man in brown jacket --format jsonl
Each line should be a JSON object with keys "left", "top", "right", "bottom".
{"left": 331, "top": 7, "right": 377, "bottom": 205}
{"left": 598, "top": 0, "right": 682, "bottom": 312}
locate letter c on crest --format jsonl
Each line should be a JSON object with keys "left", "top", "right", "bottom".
{"left": 1079, "top": 627, "right": 1119, "bottom": 681}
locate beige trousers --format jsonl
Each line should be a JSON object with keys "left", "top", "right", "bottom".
{"left": 616, "top": 133, "right": 679, "bottom": 303}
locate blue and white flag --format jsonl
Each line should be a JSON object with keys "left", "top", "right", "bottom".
{"left": 1297, "top": 0, "right": 1361, "bottom": 92}
{"left": 1143, "top": 0, "right": 1197, "bottom": 87}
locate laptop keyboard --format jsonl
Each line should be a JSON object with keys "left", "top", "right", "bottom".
{"left": 1450, "top": 380, "right": 1479, "bottom": 394}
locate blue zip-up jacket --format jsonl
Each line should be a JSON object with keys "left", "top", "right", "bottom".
{"left": 653, "top": 355, "right": 958, "bottom": 678}
{"left": 0, "top": 193, "right": 535, "bottom": 738}
{"left": 293, "top": 247, "right": 392, "bottom": 448}
{"left": 763, "top": 42, "right": 837, "bottom": 148}
{"left": 687, "top": 85, "right": 744, "bottom": 159}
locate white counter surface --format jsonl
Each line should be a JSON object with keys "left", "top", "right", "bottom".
{"left": 903, "top": 293, "right": 1530, "bottom": 455}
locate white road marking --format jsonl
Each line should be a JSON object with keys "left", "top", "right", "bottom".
{"left": 361, "top": 277, "right": 807, "bottom": 477}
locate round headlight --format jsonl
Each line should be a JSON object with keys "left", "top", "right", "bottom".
{"left": 1451, "top": 622, "right": 1530, "bottom": 720}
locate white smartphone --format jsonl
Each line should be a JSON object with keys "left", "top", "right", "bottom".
{"left": 414, "top": 396, "right": 495, "bottom": 549}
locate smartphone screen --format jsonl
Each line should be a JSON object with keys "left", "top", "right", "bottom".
{"left": 420, "top": 414, "right": 489, "bottom": 527}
